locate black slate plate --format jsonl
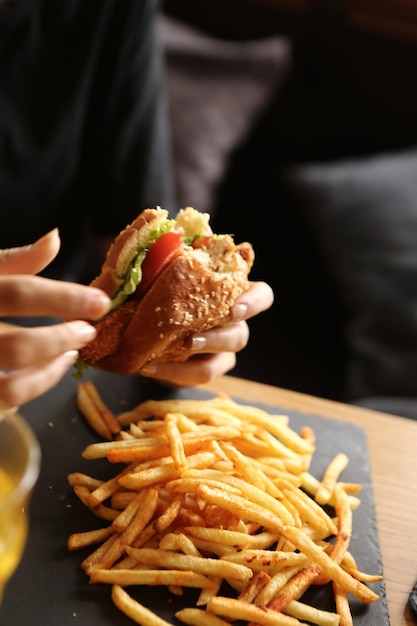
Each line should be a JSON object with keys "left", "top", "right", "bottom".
{"left": 1, "top": 369, "right": 390, "bottom": 625}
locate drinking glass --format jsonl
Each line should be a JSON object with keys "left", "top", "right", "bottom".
{"left": 0, "top": 410, "right": 41, "bottom": 604}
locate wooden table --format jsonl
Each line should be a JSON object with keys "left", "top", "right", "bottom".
{"left": 202, "top": 375, "right": 417, "bottom": 626}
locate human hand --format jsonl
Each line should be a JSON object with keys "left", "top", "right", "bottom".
{"left": 139, "top": 280, "right": 274, "bottom": 386}
{"left": 0, "top": 230, "right": 111, "bottom": 410}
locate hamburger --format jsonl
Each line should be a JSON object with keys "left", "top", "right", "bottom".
{"left": 77, "top": 206, "right": 254, "bottom": 375}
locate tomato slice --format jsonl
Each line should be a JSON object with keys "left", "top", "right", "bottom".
{"left": 136, "top": 230, "right": 183, "bottom": 296}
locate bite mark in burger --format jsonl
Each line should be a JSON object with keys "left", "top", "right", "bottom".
{"left": 77, "top": 206, "right": 254, "bottom": 375}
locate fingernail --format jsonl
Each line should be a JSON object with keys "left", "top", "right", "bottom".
{"left": 72, "top": 321, "right": 97, "bottom": 342}
{"left": 232, "top": 302, "right": 248, "bottom": 321}
{"left": 60, "top": 350, "right": 79, "bottom": 364}
{"left": 140, "top": 364, "right": 158, "bottom": 376}
{"left": 34, "top": 228, "right": 60, "bottom": 247}
{"left": 89, "top": 290, "right": 111, "bottom": 318}
{"left": 92, "top": 290, "right": 111, "bottom": 306}
{"left": 190, "top": 336, "right": 207, "bottom": 351}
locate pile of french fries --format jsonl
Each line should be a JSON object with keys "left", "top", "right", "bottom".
{"left": 68, "top": 380, "right": 382, "bottom": 626}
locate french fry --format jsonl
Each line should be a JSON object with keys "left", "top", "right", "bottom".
{"left": 301, "top": 471, "right": 360, "bottom": 510}
{"left": 196, "top": 575, "right": 222, "bottom": 607}
{"left": 266, "top": 563, "right": 322, "bottom": 612}
{"left": 333, "top": 581, "right": 353, "bottom": 626}
{"left": 190, "top": 470, "right": 296, "bottom": 526}
{"left": 330, "top": 484, "right": 353, "bottom": 565}
{"left": 313, "top": 484, "right": 353, "bottom": 586}
{"left": 68, "top": 526, "right": 114, "bottom": 551}
{"left": 252, "top": 458, "right": 302, "bottom": 486}
{"left": 165, "top": 413, "right": 186, "bottom": 470}
{"left": 72, "top": 485, "right": 119, "bottom": 521}
{"left": 207, "top": 596, "right": 302, "bottom": 625}
{"left": 81, "top": 533, "right": 119, "bottom": 574}
{"left": 282, "top": 486, "right": 337, "bottom": 537}
{"left": 105, "top": 427, "right": 241, "bottom": 464}
{"left": 176, "top": 607, "right": 231, "bottom": 626}
{"left": 184, "top": 537, "right": 235, "bottom": 558}
{"left": 341, "top": 567, "right": 383, "bottom": 584}
{"left": 281, "top": 526, "right": 379, "bottom": 604}
{"left": 111, "top": 491, "right": 146, "bottom": 533}
{"left": 67, "top": 472, "right": 103, "bottom": 490}
{"left": 218, "top": 440, "right": 281, "bottom": 497}
{"left": 69, "top": 389, "right": 382, "bottom": 626}
{"left": 94, "top": 488, "right": 159, "bottom": 570}
{"left": 111, "top": 491, "right": 138, "bottom": 510}
{"left": 116, "top": 397, "right": 288, "bottom": 428}
{"left": 184, "top": 526, "right": 280, "bottom": 550}
{"left": 337, "top": 482, "right": 362, "bottom": 495}
{"left": 153, "top": 496, "right": 182, "bottom": 532}
{"left": 196, "top": 483, "right": 287, "bottom": 530}
{"left": 87, "top": 463, "right": 137, "bottom": 507}
{"left": 159, "top": 532, "right": 202, "bottom": 556}
{"left": 254, "top": 565, "right": 306, "bottom": 606}
{"left": 222, "top": 549, "right": 308, "bottom": 572}
{"left": 125, "top": 546, "right": 253, "bottom": 583}
{"left": 91, "top": 568, "right": 217, "bottom": 589}
{"left": 315, "top": 453, "right": 349, "bottom": 505}
{"left": 166, "top": 476, "right": 241, "bottom": 498}
{"left": 77, "top": 383, "right": 113, "bottom": 440}
{"left": 119, "top": 451, "right": 217, "bottom": 490}
{"left": 82, "top": 437, "right": 166, "bottom": 461}
{"left": 80, "top": 380, "right": 121, "bottom": 436}
{"left": 283, "top": 600, "right": 341, "bottom": 626}
{"left": 238, "top": 570, "right": 271, "bottom": 603}
{"left": 111, "top": 585, "right": 172, "bottom": 626}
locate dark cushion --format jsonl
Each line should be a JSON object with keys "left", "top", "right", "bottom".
{"left": 160, "top": 13, "right": 290, "bottom": 214}
{"left": 284, "top": 147, "right": 417, "bottom": 401}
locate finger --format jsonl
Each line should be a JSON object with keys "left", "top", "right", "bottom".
{"left": 140, "top": 352, "right": 237, "bottom": 387}
{"left": 231, "top": 281, "right": 274, "bottom": 322}
{"left": 0, "top": 350, "right": 78, "bottom": 408}
{"left": 0, "top": 275, "right": 111, "bottom": 320}
{"left": 0, "top": 322, "right": 97, "bottom": 369}
{"left": 186, "top": 321, "right": 250, "bottom": 355}
{"left": 0, "top": 229, "right": 61, "bottom": 275}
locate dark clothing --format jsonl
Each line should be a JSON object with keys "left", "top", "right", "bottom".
{"left": 0, "top": 0, "right": 173, "bottom": 279}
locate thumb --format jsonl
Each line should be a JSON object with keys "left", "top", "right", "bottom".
{"left": 0, "top": 229, "right": 61, "bottom": 276}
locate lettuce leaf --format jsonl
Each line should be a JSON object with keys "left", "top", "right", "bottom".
{"left": 110, "top": 218, "right": 175, "bottom": 311}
